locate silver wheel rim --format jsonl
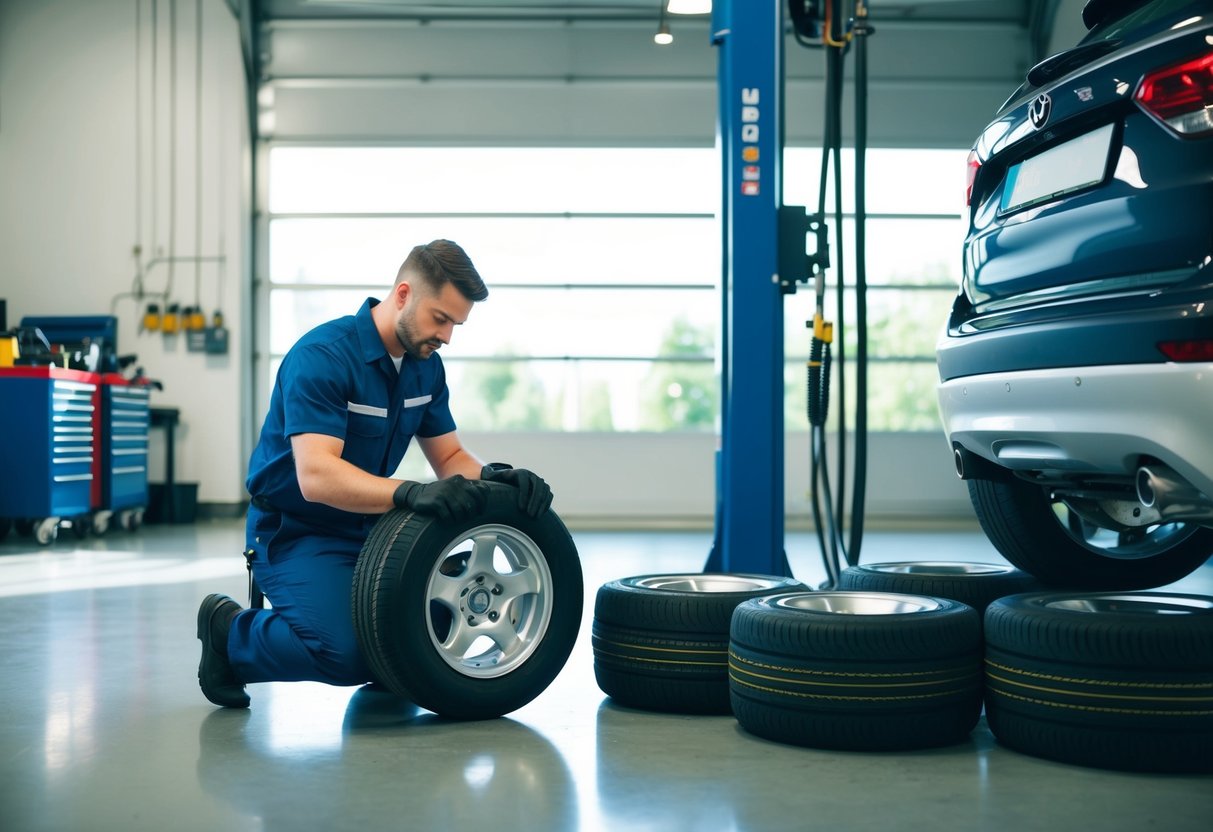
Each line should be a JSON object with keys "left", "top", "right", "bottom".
{"left": 1045, "top": 594, "right": 1213, "bottom": 615}
{"left": 425, "top": 523, "right": 553, "bottom": 679}
{"left": 633, "top": 574, "right": 789, "bottom": 593}
{"left": 864, "top": 562, "right": 1013, "bottom": 577}
{"left": 773, "top": 591, "right": 943, "bottom": 615}
{"left": 1051, "top": 496, "right": 1198, "bottom": 561}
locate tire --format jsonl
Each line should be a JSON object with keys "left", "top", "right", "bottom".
{"left": 984, "top": 591, "right": 1213, "bottom": 773}
{"left": 592, "top": 573, "right": 808, "bottom": 714}
{"left": 351, "top": 483, "right": 583, "bottom": 720}
{"left": 837, "top": 561, "right": 1039, "bottom": 612}
{"left": 730, "top": 592, "right": 984, "bottom": 751}
{"left": 968, "top": 476, "right": 1213, "bottom": 589}
{"left": 0, "top": 517, "right": 10, "bottom": 542}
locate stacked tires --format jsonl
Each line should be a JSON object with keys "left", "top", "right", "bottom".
{"left": 594, "top": 563, "right": 1213, "bottom": 770}
{"left": 836, "top": 561, "right": 1039, "bottom": 613}
{"left": 592, "top": 574, "right": 808, "bottom": 714}
{"left": 728, "top": 591, "right": 983, "bottom": 750}
{"left": 982, "top": 591, "right": 1213, "bottom": 773}
{"left": 593, "top": 569, "right": 990, "bottom": 751}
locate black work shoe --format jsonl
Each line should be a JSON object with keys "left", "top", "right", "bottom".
{"left": 197, "top": 593, "right": 250, "bottom": 708}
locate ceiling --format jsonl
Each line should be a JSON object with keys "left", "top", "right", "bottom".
{"left": 256, "top": 0, "right": 1035, "bottom": 27}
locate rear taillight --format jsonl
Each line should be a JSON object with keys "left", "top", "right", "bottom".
{"left": 1157, "top": 339, "right": 1213, "bottom": 361}
{"left": 965, "top": 149, "right": 980, "bottom": 206}
{"left": 1135, "top": 51, "right": 1213, "bottom": 136}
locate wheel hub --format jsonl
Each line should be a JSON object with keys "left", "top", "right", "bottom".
{"left": 467, "top": 586, "right": 492, "bottom": 615}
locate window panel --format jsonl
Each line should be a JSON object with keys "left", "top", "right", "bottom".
{"left": 784, "top": 359, "right": 942, "bottom": 433}
{"left": 270, "top": 286, "right": 716, "bottom": 362}
{"left": 784, "top": 147, "right": 970, "bottom": 216}
{"left": 269, "top": 147, "right": 717, "bottom": 214}
{"left": 264, "top": 145, "right": 964, "bottom": 433}
{"left": 270, "top": 216, "right": 718, "bottom": 286}
{"left": 444, "top": 358, "right": 715, "bottom": 433}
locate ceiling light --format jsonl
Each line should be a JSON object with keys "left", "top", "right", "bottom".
{"left": 654, "top": 21, "right": 673, "bottom": 45}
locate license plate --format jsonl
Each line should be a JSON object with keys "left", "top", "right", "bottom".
{"left": 999, "top": 123, "right": 1115, "bottom": 214}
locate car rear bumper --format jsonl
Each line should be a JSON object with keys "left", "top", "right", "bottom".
{"left": 937, "top": 362, "right": 1213, "bottom": 496}
{"left": 936, "top": 273, "right": 1213, "bottom": 382}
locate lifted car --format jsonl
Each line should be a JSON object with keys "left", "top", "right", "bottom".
{"left": 936, "top": 0, "right": 1213, "bottom": 588}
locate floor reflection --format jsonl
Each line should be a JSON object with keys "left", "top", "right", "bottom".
{"left": 196, "top": 685, "right": 579, "bottom": 830}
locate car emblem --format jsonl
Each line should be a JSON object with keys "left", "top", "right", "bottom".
{"left": 1029, "top": 93, "right": 1052, "bottom": 129}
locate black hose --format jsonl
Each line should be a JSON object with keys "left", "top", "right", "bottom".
{"left": 799, "top": 0, "right": 873, "bottom": 582}
{"left": 848, "top": 5, "right": 870, "bottom": 567}
{"left": 810, "top": 18, "right": 842, "bottom": 582}
{"left": 829, "top": 44, "right": 847, "bottom": 551}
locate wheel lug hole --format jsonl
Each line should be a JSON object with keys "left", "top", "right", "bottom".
{"left": 491, "top": 585, "right": 502, "bottom": 595}
{"left": 488, "top": 611, "right": 499, "bottom": 621}
{"left": 476, "top": 575, "right": 485, "bottom": 584}
{"left": 467, "top": 615, "right": 475, "bottom": 624}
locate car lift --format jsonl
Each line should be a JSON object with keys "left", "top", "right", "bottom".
{"left": 705, "top": 0, "right": 870, "bottom": 583}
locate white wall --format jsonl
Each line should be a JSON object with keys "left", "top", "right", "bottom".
{"left": 462, "top": 430, "right": 972, "bottom": 527}
{"left": 0, "top": 0, "right": 250, "bottom": 505}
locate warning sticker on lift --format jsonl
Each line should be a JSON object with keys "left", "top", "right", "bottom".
{"left": 740, "top": 87, "right": 760, "bottom": 196}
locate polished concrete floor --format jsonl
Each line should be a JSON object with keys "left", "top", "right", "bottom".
{"left": 1, "top": 518, "right": 1211, "bottom": 832}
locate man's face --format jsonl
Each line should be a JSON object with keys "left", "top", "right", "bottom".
{"left": 395, "top": 280, "right": 474, "bottom": 360}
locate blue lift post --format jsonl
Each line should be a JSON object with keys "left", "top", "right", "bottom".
{"left": 705, "top": 0, "right": 792, "bottom": 576}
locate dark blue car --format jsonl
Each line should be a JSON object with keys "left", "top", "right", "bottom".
{"left": 936, "top": 0, "right": 1213, "bottom": 589}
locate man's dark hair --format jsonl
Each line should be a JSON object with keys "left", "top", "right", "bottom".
{"left": 397, "top": 239, "right": 489, "bottom": 302}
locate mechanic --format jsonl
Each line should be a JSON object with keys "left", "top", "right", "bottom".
{"left": 196, "top": 239, "right": 553, "bottom": 708}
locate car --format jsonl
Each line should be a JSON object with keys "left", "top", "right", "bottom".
{"left": 935, "top": 0, "right": 1213, "bottom": 589}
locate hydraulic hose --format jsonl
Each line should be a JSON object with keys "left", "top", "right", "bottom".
{"left": 799, "top": 0, "right": 871, "bottom": 583}
{"left": 848, "top": 2, "right": 871, "bottom": 566}
{"left": 829, "top": 42, "right": 847, "bottom": 552}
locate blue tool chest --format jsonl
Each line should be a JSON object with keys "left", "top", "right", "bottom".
{"left": 0, "top": 367, "right": 98, "bottom": 519}
{"left": 101, "top": 374, "right": 150, "bottom": 513}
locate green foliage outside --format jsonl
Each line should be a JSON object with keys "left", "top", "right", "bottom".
{"left": 639, "top": 317, "right": 716, "bottom": 432}
{"left": 446, "top": 280, "right": 955, "bottom": 433}
{"left": 454, "top": 354, "right": 556, "bottom": 431}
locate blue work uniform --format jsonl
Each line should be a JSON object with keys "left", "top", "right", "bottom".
{"left": 228, "top": 297, "right": 456, "bottom": 685}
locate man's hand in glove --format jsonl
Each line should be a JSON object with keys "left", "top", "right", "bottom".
{"left": 480, "top": 464, "right": 553, "bottom": 518}
{"left": 393, "top": 475, "right": 489, "bottom": 523}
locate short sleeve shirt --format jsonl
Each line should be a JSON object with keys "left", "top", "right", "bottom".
{"left": 246, "top": 297, "right": 456, "bottom": 537}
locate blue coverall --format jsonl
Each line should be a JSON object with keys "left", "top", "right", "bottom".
{"left": 227, "top": 298, "right": 456, "bottom": 685}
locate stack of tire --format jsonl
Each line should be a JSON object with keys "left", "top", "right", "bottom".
{"left": 592, "top": 573, "right": 809, "bottom": 714}
{"left": 593, "top": 563, "right": 1213, "bottom": 771}
{"left": 981, "top": 590, "right": 1213, "bottom": 772}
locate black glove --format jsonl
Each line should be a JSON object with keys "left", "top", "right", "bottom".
{"left": 393, "top": 475, "right": 489, "bottom": 523}
{"left": 480, "top": 463, "right": 553, "bottom": 518}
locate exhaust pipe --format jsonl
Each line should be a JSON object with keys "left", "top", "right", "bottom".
{"left": 1135, "top": 464, "right": 1213, "bottom": 523}
{"left": 953, "top": 445, "right": 1008, "bottom": 481}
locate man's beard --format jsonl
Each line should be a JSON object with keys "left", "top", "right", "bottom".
{"left": 395, "top": 309, "right": 440, "bottom": 359}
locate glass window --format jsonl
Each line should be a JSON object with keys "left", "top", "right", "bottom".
{"left": 270, "top": 217, "right": 717, "bottom": 287}
{"left": 264, "top": 145, "right": 965, "bottom": 433}
{"left": 269, "top": 147, "right": 717, "bottom": 214}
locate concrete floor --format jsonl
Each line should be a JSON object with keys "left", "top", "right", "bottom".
{"left": 1, "top": 518, "right": 1211, "bottom": 832}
